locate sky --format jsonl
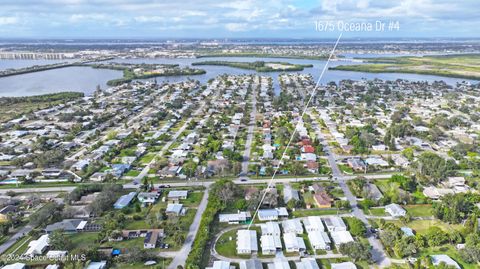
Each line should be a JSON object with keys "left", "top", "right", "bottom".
{"left": 0, "top": 0, "right": 478, "bottom": 39}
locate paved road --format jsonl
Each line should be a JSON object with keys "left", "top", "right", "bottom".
{"left": 162, "top": 187, "right": 210, "bottom": 269}
{"left": 0, "top": 224, "right": 33, "bottom": 254}
{"left": 241, "top": 82, "right": 257, "bottom": 175}
{"left": 0, "top": 172, "right": 397, "bottom": 194}
{"left": 310, "top": 110, "right": 391, "bottom": 268}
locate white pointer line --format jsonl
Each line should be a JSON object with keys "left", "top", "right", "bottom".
{"left": 248, "top": 32, "right": 342, "bottom": 229}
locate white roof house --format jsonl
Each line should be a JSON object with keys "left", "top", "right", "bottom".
{"left": 258, "top": 209, "right": 278, "bottom": 221}
{"left": 431, "top": 255, "right": 460, "bottom": 269}
{"left": 258, "top": 208, "right": 288, "bottom": 221}
{"left": 323, "top": 216, "right": 347, "bottom": 232}
{"left": 331, "top": 262, "right": 357, "bottom": 269}
{"left": 25, "top": 234, "right": 49, "bottom": 256}
{"left": 283, "top": 233, "right": 306, "bottom": 253}
{"left": 239, "top": 259, "right": 263, "bottom": 269}
{"left": 260, "top": 235, "right": 282, "bottom": 255}
{"left": 303, "top": 216, "right": 325, "bottom": 232}
{"left": 385, "top": 203, "right": 406, "bottom": 217}
{"left": 46, "top": 250, "right": 68, "bottom": 259}
{"left": 261, "top": 222, "right": 281, "bottom": 236}
{"left": 267, "top": 260, "right": 291, "bottom": 269}
{"left": 219, "top": 211, "right": 251, "bottom": 224}
{"left": 166, "top": 203, "right": 184, "bottom": 215}
{"left": 85, "top": 261, "right": 107, "bottom": 269}
{"left": 307, "top": 231, "right": 331, "bottom": 250}
{"left": 237, "top": 230, "right": 258, "bottom": 254}
{"left": 1, "top": 264, "right": 26, "bottom": 269}
{"left": 206, "top": 261, "right": 231, "bottom": 269}
{"left": 167, "top": 190, "right": 188, "bottom": 200}
{"left": 331, "top": 231, "right": 354, "bottom": 246}
{"left": 296, "top": 258, "right": 320, "bottom": 269}
{"left": 282, "top": 218, "right": 303, "bottom": 234}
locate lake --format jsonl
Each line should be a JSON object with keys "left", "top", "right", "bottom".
{"left": 0, "top": 56, "right": 477, "bottom": 97}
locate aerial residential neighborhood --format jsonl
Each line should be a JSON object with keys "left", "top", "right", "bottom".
{"left": 0, "top": 1, "right": 480, "bottom": 269}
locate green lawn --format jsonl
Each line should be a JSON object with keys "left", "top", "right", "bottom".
{"left": 405, "top": 204, "right": 433, "bottom": 217}
{"left": 125, "top": 170, "right": 141, "bottom": 177}
{"left": 364, "top": 207, "right": 386, "bottom": 216}
{"left": 139, "top": 153, "right": 156, "bottom": 164}
{"left": 338, "top": 164, "right": 353, "bottom": 174}
{"left": 124, "top": 220, "right": 149, "bottom": 230}
{"left": 382, "top": 219, "right": 463, "bottom": 234}
{"left": 68, "top": 232, "right": 100, "bottom": 249}
{"left": 215, "top": 229, "right": 239, "bottom": 258}
{"left": 182, "top": 191, "right": 204, "bottom": 207}
{"left": 292, "top": 209, "right": 349, "bottom": 217}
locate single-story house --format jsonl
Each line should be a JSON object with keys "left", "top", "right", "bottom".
{"left": 236, "top": 229, "right": 258, "bottom": 255}
{"left": 85, "top": 261, "right": 107, "bottom": 269}
{"left": 385, "top": 203, "right": 406, "bottom": 217}
{"left": 219, "top": 211, "right": 251, "bottom": 224}
{"left": 284, "top": 232, "right": 306, "bottom": 253}
{"left": 307, "top": 231, "right": 331, "bottom": 250}
{"left": 45, "top": 219, "right": 86, "bottom": 233}
{"left": 331, "top": 262, "right": 357, "bottom": 269}
{"left": 323, "top": 216, "right": 347, "bottom": 232}
{"left": 25, "top": 234, "right": 49, "bottom": 256}
{"left": 114, "top": 192, "right": 136, "bottom": 209}
{"left": 430, "top": 255, "right": 460, "bottom": 269}
{"left": 167, "top": 190, "right": 188, "bottom": 202}
{"left": 258, "top": 208, "right": 288, "bottom": 221}
{"left": 282, "top": 218, "right": 303, "bottom": 234}
{"left": 240, "top": 259, "right": 263, "bottom": 269}
{"left": 296, "top": 259, "right": 319, "bottom": 269}
{"left": 260, "top": 235, "right": 282, "bottom": 255}
{"left": 303, "top": 216, "right": 325, "bottom": 232}
{"left": 330, "top": 231, "right": 354, "bottom": 247}
{"left": 138, "top": 192, "right": 160, "bottom": 205}
{"left": 206, "top": 261, "right": 231, "bottom": 269}
{"left": 166, "top": 203, "right": 185, "bottom": 216}
{"left": 261, "top": 222, "right": 281, "bottom": 236}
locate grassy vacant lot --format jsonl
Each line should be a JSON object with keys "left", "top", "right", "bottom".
{"left": 182, "top": 191, "right": 204, "bottom": 207}
{"left": 331, "top": 54, "right": 480, "bottom": 80}
{"left": 364, "top": 207, "right": 386, "bottom": 216}
{"left": 138, "top": 153, "right": 156, "bottom": 165}
{"left": 68, "top": 232, "right": 99, "bottom": 249}
{"left": 381, "top": 219, "right": 463, "bottom": 234}
{"left": 292, "top": 208, "right": 349, "bottom": 217}
{"left": 404, "top": 204, "right": 433, "bottom": 217}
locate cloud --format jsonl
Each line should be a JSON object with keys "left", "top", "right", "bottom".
{"left": 225, "top": 23, "right": 249, "bottom": 32}
{"left": 0, "top": 16, "right": 18, "bottom": 25}
{"left": 0, "top": 0, "right": 477, "bottom": 38}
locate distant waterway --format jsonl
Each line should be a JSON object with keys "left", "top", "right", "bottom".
{"left": 0, "top": 56, "right": 478, "bottom": 97}
{"left": 0, "top": 59, "right": 76, "bottom": 71}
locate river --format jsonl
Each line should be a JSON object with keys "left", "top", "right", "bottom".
{"left": 0, "top": 56, "right": 477, "bottom": 97}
